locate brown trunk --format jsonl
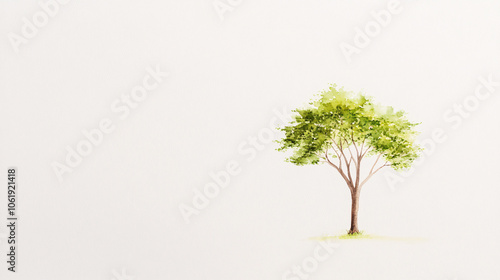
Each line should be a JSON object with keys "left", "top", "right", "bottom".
{"left": 348, "top": 191, "right": 360, "bottom": 234}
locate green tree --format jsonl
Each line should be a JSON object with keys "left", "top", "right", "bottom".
{"left": 277, "top": 85, "right": 421, "bottom": 234}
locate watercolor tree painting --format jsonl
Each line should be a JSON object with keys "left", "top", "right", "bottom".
{"left": 277, "top": 85, "right": 422, "bottom": 235}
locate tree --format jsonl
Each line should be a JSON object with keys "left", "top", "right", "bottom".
{"left": 277, "top": 85, "right": 422, "bottom": 234}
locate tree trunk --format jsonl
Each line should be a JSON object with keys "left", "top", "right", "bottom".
{"left": 348, "top": 191, "right": 360, "bottom": 234}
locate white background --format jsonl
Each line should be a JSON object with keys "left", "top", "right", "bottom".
{"left": 1, "top": 0, "right": 500, "bottom": 279}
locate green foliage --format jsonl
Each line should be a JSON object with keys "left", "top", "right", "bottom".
{"left": 277, "top": 84, "right": 421, "bottom": 171}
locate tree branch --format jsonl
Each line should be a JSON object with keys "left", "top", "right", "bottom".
{"left": 333, "top": 137, "right": 350, "bottom": 171}
{"left": 359, "top": 157, "right": 390, "bottom": 189}
{"left": 351, "top": 130, "right": 360, "bottom": 158}
{"left": 325, "top": 149, "right": 353, "bottom": 190}
{"left": 340, "top": 139, "right": 355, "bottom": 184}
{"left": 369, "top": 154, "right": 382, "bottom": 175}
{"left": 359, "top": 139, "right": 365, "bottom": 155}
{"left": 345, "top": 142, "right": 357, "bottom": 168}
{"left": 329, "top": 140, "right": 342, "bottom": 169}
{"left": 361, "top": 146, "right": 372, "bottom": 158}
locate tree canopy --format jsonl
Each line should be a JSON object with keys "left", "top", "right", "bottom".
{"left": 277, "top": 84, "right": 421, "bottom": 188}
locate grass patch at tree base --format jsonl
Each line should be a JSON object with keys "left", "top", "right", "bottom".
{"left": 311, "top": 231, "right": 426, "bottom": 242}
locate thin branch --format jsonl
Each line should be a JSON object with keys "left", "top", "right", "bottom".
{"left": 351, "top": 130, "right": 360, "bottom": 158}
{"left": 359, "top": 159, "right": 390, "bottom": 189}
{"left": 348, "top": 158, "right": 355, "bottom": 180}
{"left": 332, "top": 134, "right": 359, "bottom": 188}
{"left": 335, "top": 137, "right": 354, "bottom": 185}
{"left": 330, "top": 144, "right": 342, "bottom": 170}
{"left": 340, "top": 137, "right": 357, "bottom": 168}
{"left": 361, "top": 146, "right": 372, "bottom": 158}
{"left": 330, "top": 144, "right": 341, "bottom": 159}
{"left": 329, "top": 139, "right": 342, "bottom": 168}
{"left": 329, "top": 133, "right": 342, "bottom": 167}
{"left": 333, "top": 137, "right": 350, "bottom": 170}
{"left": 369, "top": 154, "right": 382, "bottom": 175}
{"left": 325, "top": 149, "right": 353, "bottom": 190}
{"left": 345, "top": 142, "right": 357, "bottom": 168}
{"left": 359, "top": 139, "right": 365, "bottom": 155}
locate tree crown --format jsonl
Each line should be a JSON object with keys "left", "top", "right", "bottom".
{"left": 277, "top": 85, "right": 421, "bottom": 171}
